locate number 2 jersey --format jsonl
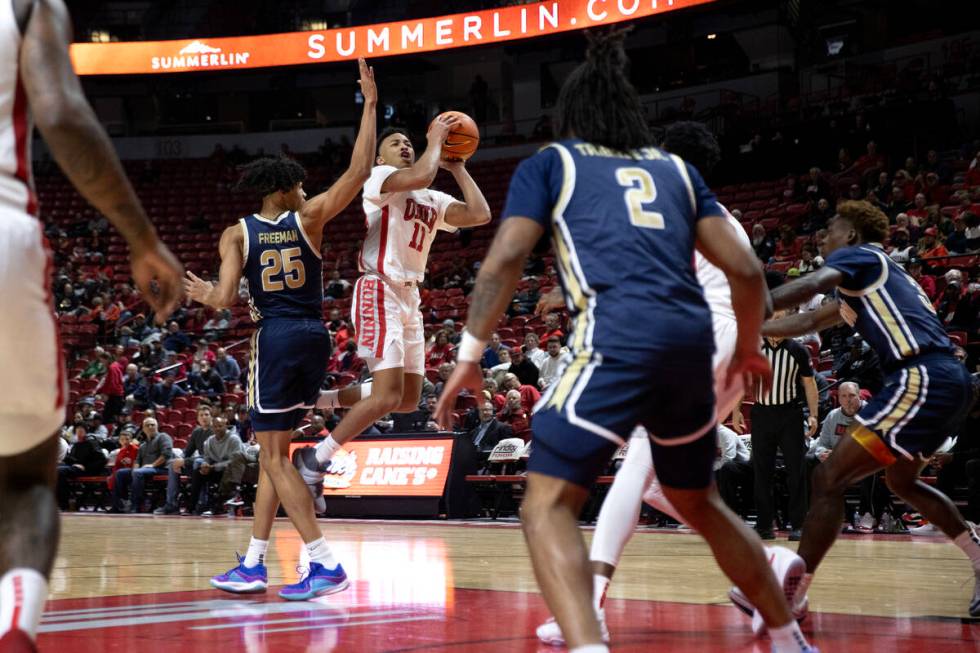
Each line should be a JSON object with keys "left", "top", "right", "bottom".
{"left": 240, "top": 211, "right": 323, "bottom": 322}
{"left": 502, "top": 139, "right": 724, "bottom": 356}
{"left": 823, "top": 244, "right": 955, "bottom": 371}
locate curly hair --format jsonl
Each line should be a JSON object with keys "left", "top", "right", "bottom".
{"left": 556, "top": 28, "right": 654, "bottom": 152}
{"left": 836, "top": 200, "right": 889, "bottom": 243}
{"left": 234, "top": 154, "right": 307, "bottom": 196}
{"left": 662, "top": 121, "right": 721, "bottom": 179}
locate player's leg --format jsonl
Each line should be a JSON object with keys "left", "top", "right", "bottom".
{"left": 0, "top": 434, "right": 60, "bottom": 645}
{"left": 396, "top": 373, "right": 424, "bottom": 413}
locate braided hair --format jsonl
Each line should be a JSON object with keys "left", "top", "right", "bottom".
{"left": 662, "top": 121, "right": 722, "bottom": 180}
{"left": 556, "top": 28, "right": 653, "bottom": 152}
{"left": 234, "top": 154, "right": 307, "bottom": 196}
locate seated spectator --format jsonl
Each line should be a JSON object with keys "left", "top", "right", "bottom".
{"left": 538, "top": 337, "right": 572, "bottom": 390}
{"left": 906, "top": 193, "right": 929, "bottom": 223}
{"left": 162, "top": 321, "right": 191, "bottom": 354}
{"left": 523, "top": 332, "right": 548, "bottom": 369}
{"left": 796, "top": 246, "right": 819, "bottom": 275}
{"left": 832, "top": 336, "right": 883, "bottom": 394}
{"left": 907, "top": 258, "right": 937, "bottom": 299}
{"left": 325, "top": 270, "right": 351, "bottom": 299}
{"left": 501, "top": 372, "right": 541, "bottom": 415}
{"left": 715, "top": 423, "right": 751, "bottom": 516}
{"left": 308, "top": 414, "right": 330, "bottom": 438}
{"left": 490, "top": 348, "right": 513, "bottom": 387}
{"left": 483, "top": 378, "right": 506, "bottom": 411}
{"left": 507, "top": 347, "right": 540, "bottom": 388}
{"left": 203, "top": 308, "right": 231, "bottom": 333}
{"left": 440, "top": 319, "right": 461, "bottom": 344}
{"left": 804, "top": 166, "right": 830, "bottom": 201}
{"left": 853, "top": 140, "right": 885, "bottom": 177}
{"left": 964, "top": 211, "right": 980, "bottom": 251}
{"left": 510, "top": 277, "right": 541, "bottom": 316}
{"left": 917, "top": 227, "right": 949, "bottom": 259}
{"left": 154, "top": 405, "right": 214, "bottom": 515}
{"left": 750, "top": 223, "right": 775, "bottom": 262}
{"left": 106, "top": 428, "right": 138, "bottom": 492}
{"left": 773, "top": 224, "right": 802, "bottom": 262}
{"left": 85, "top": 411, "right": 109, "bottom": 443}
{"left": 887, "top": 229, "right": 914, "bottom": 265}
{"left": 327, "top": 339, "right": 365, "bottom": 377}
{"left": 800, "top": 198, "right": 832, "bottom": 234}
{"left": 467, "top": 401, "right": 513, "bottom": 454}
{"left": 426, "top": 330, "right": 455, "bottom": 368}
{"left": 110, "top": 417, "right": 173, "bottom": 513}
{"left": 391, "top": 395, "right": 439, "bottom": 433}
{"left": 946, "top": 214, "right": 972, "bottom": 254}
{"left": 433, "top": 362, "right": 455, "bottom": 397}
{"left": 497, "top": 390, "right": 530, "bottom": 436}
{"left": 191, "top": 339, "right": 216, "bottom": 366}
{"left": 541, "top": 313, "right": 565, "bottom": 343}
{"left": 56, "top": 423, "right": 108, "bottom": 510}
{"left": 150, "top": 374, "right": 188, "bottom": 408}
{"left": 214, "top": 348, "right": 241, "bottom": 383}
{"left": 78, "top": 350, "right": 106, "bottom": 379}
{"left": 481, "top": 332, "right": 503, "bottom": 369}
{"left": 188, "top": 361, "right": 226, "bottom": 399}
{"left": 186, "top": 416, "right": 244, "bottom": 515}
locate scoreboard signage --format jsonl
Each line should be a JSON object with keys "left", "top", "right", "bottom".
{"left": 71, "top": 0, "right": 716, "bottom": 75}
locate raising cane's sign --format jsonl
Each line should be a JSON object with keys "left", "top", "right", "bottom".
{"left": 289, "top": 439, "right": 455, "bottom": 497}
{"left": 70, "top": 0, "right": 715, "bottom": 76}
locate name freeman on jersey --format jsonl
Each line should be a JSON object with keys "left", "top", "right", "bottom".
{"left": 257, "top": 229, "right": 299, "bottom": 245}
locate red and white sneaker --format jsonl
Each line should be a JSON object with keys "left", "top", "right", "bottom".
{"left": 729, "top": 545, "right": 808, "bottom": 634}
{"left": 535, "top": 609, "right": 609, "bottom": 647}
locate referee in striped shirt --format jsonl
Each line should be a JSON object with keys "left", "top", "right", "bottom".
{"left": 751, "top": 310, "right": 820, "bottom": 540}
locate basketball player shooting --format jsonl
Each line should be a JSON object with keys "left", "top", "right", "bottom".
{"left": 0, "top": 0, "right": 183, "bottom": 649}
{"left": 293, "top": 114, "right": 491, "bottom": 487}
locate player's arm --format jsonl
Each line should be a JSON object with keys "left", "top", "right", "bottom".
{"left": 380, "top": 114, "right": 458, "bottom": 193}
{"left": 300, "top": 59, "right": 376, "bottom": 230}
{"left": 183, "top": 224, "right": 244, "bottom": 309}
{"left": 802, "top": 376, "right": 820, "bottom": 437}
{"left": 762, "top": 302, "right": 843, "bottom": 338}
{"left": 20, "top": 0, "right": 182, "bottom": 320}
{"left": 695, "top": 216, "right": 772, "bottom": 390}
{"left": 441, "top": 161, "right": 492, "bottom": 228}
{"left": 770, "top": 267, "right": 843, "bottom": 311}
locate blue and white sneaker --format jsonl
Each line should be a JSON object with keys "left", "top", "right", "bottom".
{"left": 278, "top": 561, "right": 349, "bottom": 600}
{"left": 210, "top": 554, "right": 268, "bottom": 593}
{"left": 293, "top": 446, "right": 329, "bottom": 487}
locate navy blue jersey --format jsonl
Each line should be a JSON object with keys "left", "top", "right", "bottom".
{"left": 241, "top": 211, "right": 323, "bottom": 322}
{"left": 825, "top": 244, "right": 954, "bottom": 370}
{"left": 502, "top": 140, "right": 723, "bottom": 355}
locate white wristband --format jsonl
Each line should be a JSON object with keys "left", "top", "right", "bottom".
{"left": 457, "top": 330, "right": 487, "bottom": 363}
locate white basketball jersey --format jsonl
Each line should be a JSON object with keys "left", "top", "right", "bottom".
{"left": 695, "top": 205, "right": 748, "bottom": 322}
{"left": 359, "top": 164, "right": 459, "bottom": 283}
{"left": 0, "top": 0, "right": 35, "bottom": 216}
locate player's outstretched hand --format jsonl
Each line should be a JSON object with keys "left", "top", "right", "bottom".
{"left": 434, "top": 361, "right": 484, "bottom": 431}
{"left": 183, "top": 270, "right": 215, "bottom": 305}
{"left": 427, "top": 113, "right": 460, "bottom": 147}
{"left": 357, "top": 58, "right": 376, "bottom": 105}
{"left": 535, "top": 287, "right": 565, "bottom": 316}
{"left": 726, "top": 345, "right": 772, "bottom": 398}
{"left": 131, "top": 241, "right": 184, "bottom": 324}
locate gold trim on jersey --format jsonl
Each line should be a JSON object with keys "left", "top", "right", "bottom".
{"left": 875, "top": 366, "right": 923, "bottom": 436}
{"left": 547, "top": 350, "right": 593, "bottom": 412}
{"left": 247, "top": 329, "right": 259, "bottom": 409}
{"left": 866, "top": 289, "right": 915, "bottom": 358}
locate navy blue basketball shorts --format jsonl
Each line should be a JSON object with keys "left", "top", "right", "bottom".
{"left": 853, "top": 353, "right": 974, "bottom": 465}
{"left": 528, "top": 348, "right": 717, "bottom": 490}
{"left": 246, "top": 318, "right": 331, "bottom": 432}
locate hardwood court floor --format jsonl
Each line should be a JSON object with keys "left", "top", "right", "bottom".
{"left": 37, "top": 513, "right": 980, "bottom": 651}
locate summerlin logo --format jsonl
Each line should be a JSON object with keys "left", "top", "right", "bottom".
{"left": 151, "top": 40, "right": 251, "bottom": 71}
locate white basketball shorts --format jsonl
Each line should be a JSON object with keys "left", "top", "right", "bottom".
{"left": 352, "top": 275, "right": 425, "bottom": 376}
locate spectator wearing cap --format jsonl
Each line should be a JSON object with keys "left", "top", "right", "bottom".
{"left": 87, "top": 411, "right": 109, "bottom": 442}
{"left": 507, "top": 347, "right": 540, "bottom": 389}
{"left": 917, "top": 227, "right": 949, "bottom": 259}
{"left": 887, "top": 228, "right": 914, "bottom": 265}
{"left": 110, "top": 417, "right": 173, "bottom": 513}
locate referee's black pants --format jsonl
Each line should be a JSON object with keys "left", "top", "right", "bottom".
{"left": 751, "top": 402, "right": 807, "bottom": 533}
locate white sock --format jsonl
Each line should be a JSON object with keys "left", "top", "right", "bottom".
{"left": 305, "top": 537, "right": 339, "bottom": 569}
{"left": 593, "top": 574, "right": 610, "bottom": 611}
{"left": 590, "top": 433, "right": 654, "bottom": 567}
{"left": 769, "top": 619, "right": 810, "bottom": 652}
{"left": 360, "top": 382, "right": 372, "bottom": 399}
{"left": 569, "top": 646, "right": 609, "bottom": 653}
{"left": 315, "top": 436, "right": 342, "bottom": 464}
{"left": 954, "top": 526, "right": 980, "bottom": 572}
{"left": 243, "top": 537, "right": 269, "bottom": 568}
{"left": 316, "top": 390, "right": 340, "bottom": 409}
{"left": 0, "top": 568, "right": 48, "bottom": 639}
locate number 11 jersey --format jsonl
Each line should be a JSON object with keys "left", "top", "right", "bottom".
{"left": 241, "top": 211, "right": 323, "bottom": 322}
{"left": 359, "top": 165, "right": 460, "bottom": 284}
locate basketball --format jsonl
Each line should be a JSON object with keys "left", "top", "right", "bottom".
{"left": 436, "top": 110, "right": 480, "bottom": 161}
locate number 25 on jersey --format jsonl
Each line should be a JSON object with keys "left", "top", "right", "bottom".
{"left": 260, "top": 247, "right": 306, "bottom": 292}
{"left": 616, "top": 167, "right": 665, "bottom": 230}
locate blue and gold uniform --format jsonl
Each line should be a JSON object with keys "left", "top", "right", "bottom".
{"left": 241, "top": 211, "right": 330, "bottom": 431}
{"left": 825, "top": 244, "right": 972, "bottom": 463}
{"left": 503, "top": 140, "right": 725, "bottom": 489}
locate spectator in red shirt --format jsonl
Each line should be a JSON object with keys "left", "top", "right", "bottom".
{"left": 426, "top": 330, "right": 455, "bottom": 367}
{"left": 483, "top": 378, "right": 507, "bottom": 411}
{"left": 908, "top": 258, "right": 938, "bottom": 301}
{"left": 96, "top": 351, "right": 125, "bottom": 424}
{"left": 106, "top": 429, "right": 139, "bottom": 492}
{"left": 498, "top": 389, "right": 530, "bottom": 437}
{"left": 853, "top": 140, "right": 885, "bottom": 177}
{"left": 541, "top": 313, "right": 565, "bottom": 343}
{"left": 917, "top": 227, "right": 949, "bottom": 259}
{"left": 773, "top": 224, "right": 802, "bottom": 261}
{"left": 327, "top": 339, "right": 365, "bottom": 377}
{"left": 906, "top": 193, "right": 929, "bottom": 223}
{"left": 501, "top": 372, "right": 541, "bottom": 415}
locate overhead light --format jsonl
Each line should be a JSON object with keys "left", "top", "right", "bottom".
{"left": 90, "top": 30, "right": 112, "bottom": 43}
{"left": 301, "top": 19, "right": 328, "bottom": 31}
{"left": 707, "top": 33, "right": 717, "bottom": 40}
